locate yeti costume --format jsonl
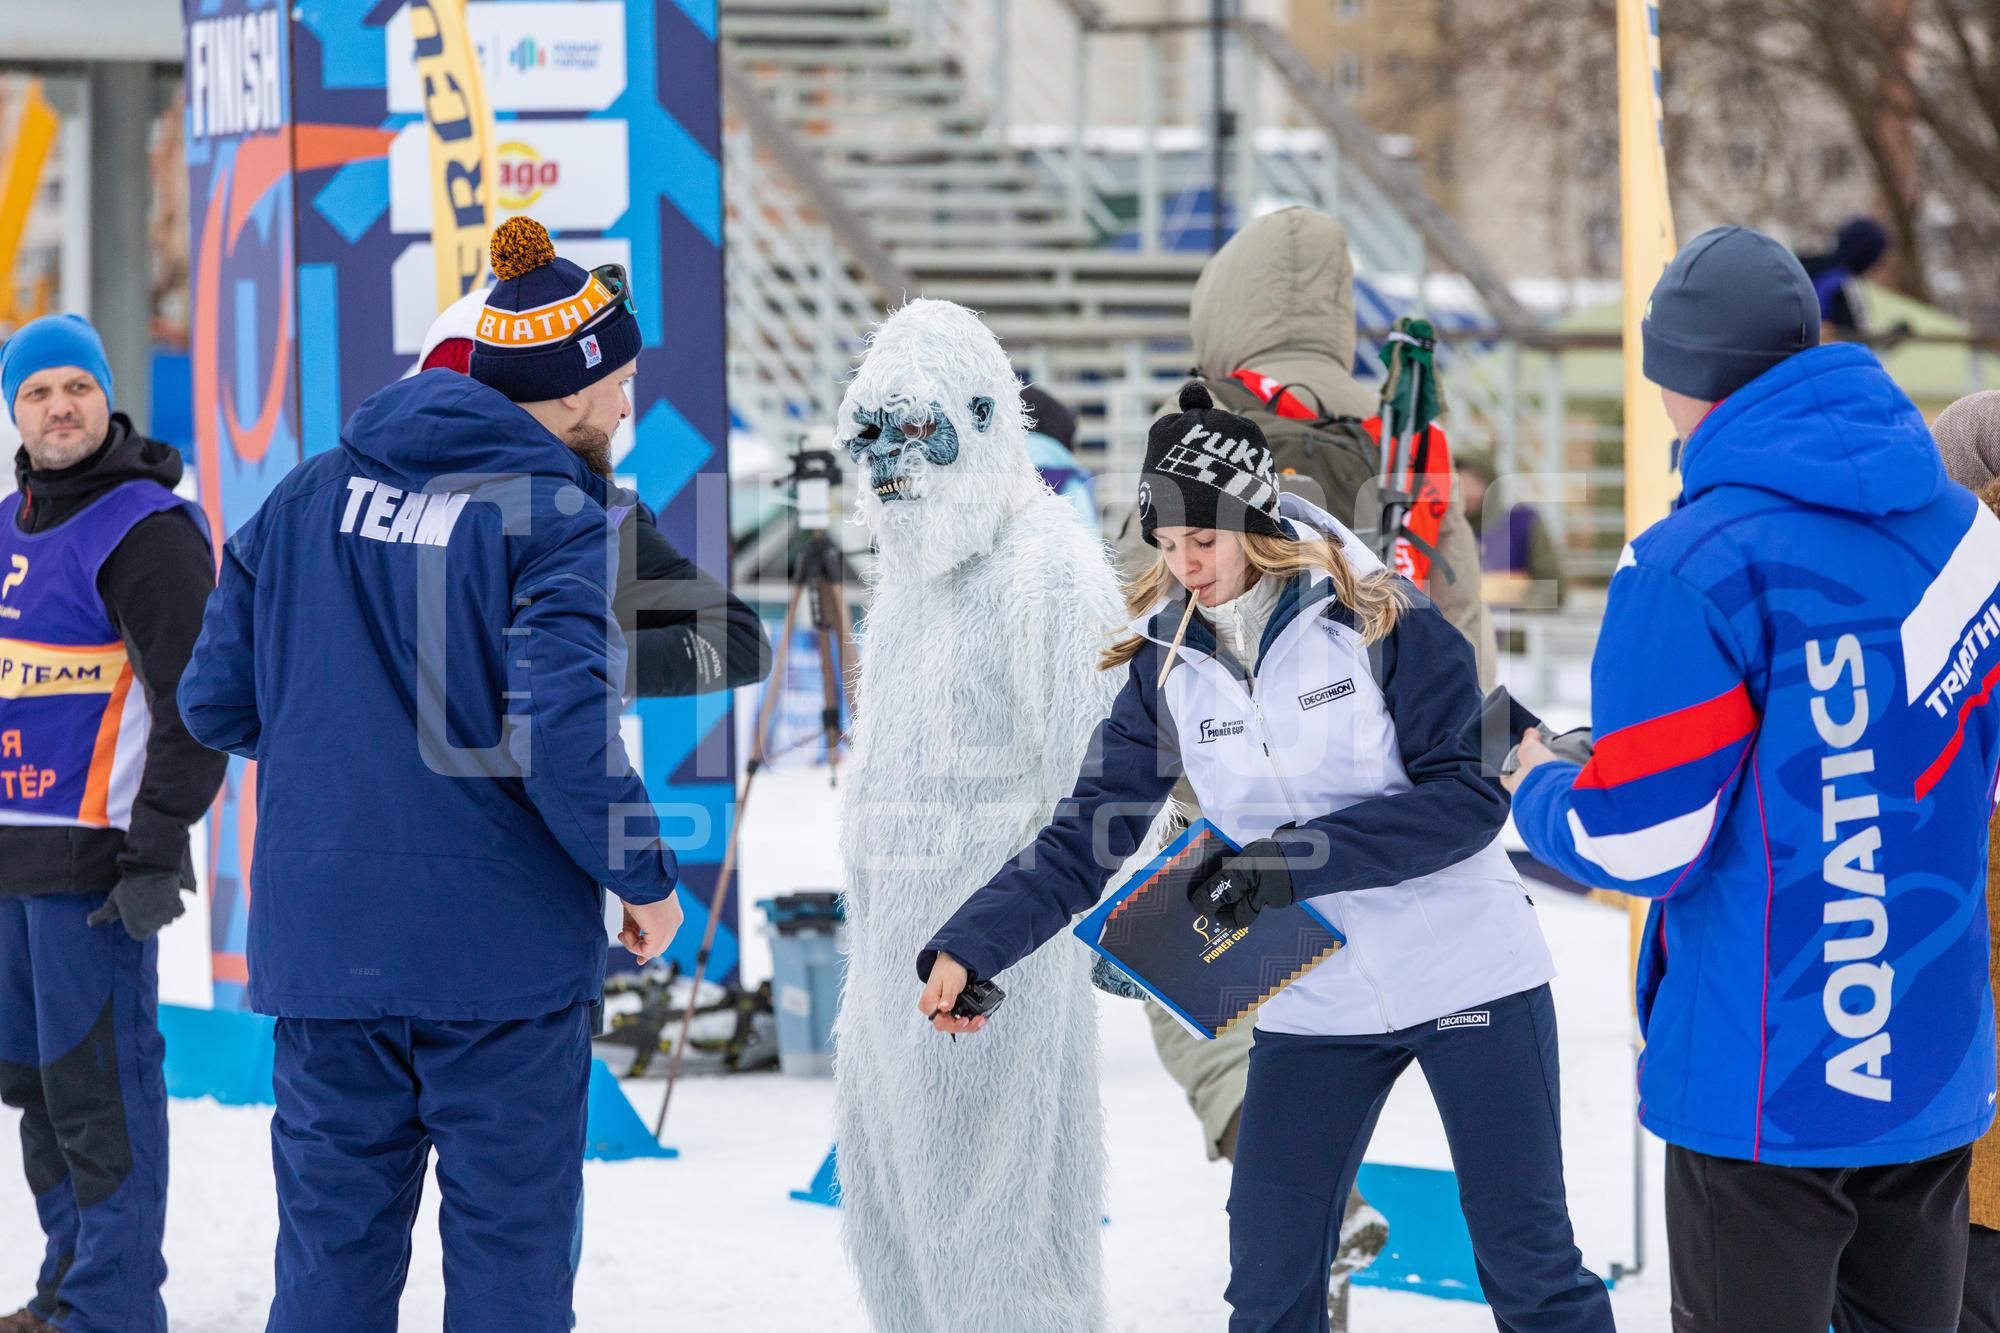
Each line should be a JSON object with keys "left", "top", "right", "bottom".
{"left": 832, "top": 300, "right": 1123, "bottom": 1333}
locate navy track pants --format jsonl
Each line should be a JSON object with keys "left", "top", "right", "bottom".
{"left": 0, "top": 892, "right": 169, "bottom": 1333}
{"left": 1225, "top": 983, "right": 1613, "bottom": 1333}
{"left": 266, "top": 1004, "right": 591, "bottom": 1332}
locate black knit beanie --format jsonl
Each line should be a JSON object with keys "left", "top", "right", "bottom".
{"left": 1137, "top": 382, "right": 1286, "bottom": 546}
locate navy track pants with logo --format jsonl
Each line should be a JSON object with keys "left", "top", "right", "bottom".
{"left": 1225, "top": 983, "right": 1612, "bottom": 1333}
{"left": 266, "top": 1004, "right": 591, "bottom": 1333}
{"left": 0, "top": 892, "right": 169, "bottom": 1333}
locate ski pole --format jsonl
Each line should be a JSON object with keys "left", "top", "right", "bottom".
{"left": 652, "top": 776, "right": 757, "bottom": 1139}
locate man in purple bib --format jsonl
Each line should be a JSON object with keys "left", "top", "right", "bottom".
{"left": 0, "top": 314, "right": 226, "bottom": 1333}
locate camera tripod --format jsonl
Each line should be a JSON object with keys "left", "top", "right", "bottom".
{"left": 653, "top": 449, "right": 857, "bottom": 1138}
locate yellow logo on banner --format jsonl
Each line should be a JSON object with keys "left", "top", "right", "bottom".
{"left": 0, "top": 639, "right": 128, "bottom": 700}
{"left": 409, "top": 0, "right": 496, "bottom": 312}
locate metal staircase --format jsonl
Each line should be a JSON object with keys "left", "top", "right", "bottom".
{"left": 719, "top": 0, "right": 1541, "bottom": 481}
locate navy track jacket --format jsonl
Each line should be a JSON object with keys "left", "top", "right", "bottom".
{"left": 181, "top": 371, "right": 678, "bottom": 1021}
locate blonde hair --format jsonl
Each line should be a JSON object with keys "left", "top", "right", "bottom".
{"left": 1100, "top": 529, "right": 1406, "bottom": 671}
{"left": 1979, "top": 477, "right": 2000, "bottom": 520}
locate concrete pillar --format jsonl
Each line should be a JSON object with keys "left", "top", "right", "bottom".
{"left": 83, "top": 62, "right": 159, "bottom": 432}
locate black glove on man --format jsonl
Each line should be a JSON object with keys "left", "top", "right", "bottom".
{"left": 1188, "top": 834, "right": 1299, "bottom": 931}
{"left": 87, "top": 867, "right": 188, "bottom": 941}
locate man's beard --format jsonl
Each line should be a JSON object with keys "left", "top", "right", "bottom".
{"left": 24, "top": 423, "right": 102, "bottom": 471}
{"left": 567, "top": 424, "right": 612, "bottom": 477}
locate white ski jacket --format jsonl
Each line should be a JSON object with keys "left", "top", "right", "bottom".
{"left": 925, "top": 496, "right": 1555, "bottom": 1036}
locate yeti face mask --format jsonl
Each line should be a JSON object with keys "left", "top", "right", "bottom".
{"left": 844, "top": 396, "right": 991, "bottom": 503}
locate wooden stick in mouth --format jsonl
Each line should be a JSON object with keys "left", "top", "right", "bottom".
{"left": 1156, "top": 593, "right": 1201, "bottom": 690}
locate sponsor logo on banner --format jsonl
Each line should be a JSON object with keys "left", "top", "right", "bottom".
{"left": 387, "top": 3, "right": 627, "bottom": 114}
{"left": 186, "top": 10, "right": 284, "bottom": 139}
{"left": 407, "top": 0, "right": 496, "bottom": 312}
{"left": 389, "top": 122, "right": 629, "bottom": 233}
{"left": 498, "top": 140, "right": 557, "bottom": 209}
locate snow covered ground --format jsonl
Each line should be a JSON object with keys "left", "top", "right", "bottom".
{"left": 0, "top": 770, "right": 1678, "bottom": 1331}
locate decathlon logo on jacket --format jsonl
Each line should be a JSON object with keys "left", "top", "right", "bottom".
{"left": 338, "top": 478, "right": 470, "bottom": 547}
{"left": 1300, "top": 679, "right": 1355, "bottom": 710}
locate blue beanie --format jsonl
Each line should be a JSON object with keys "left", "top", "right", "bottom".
{"left": 1642, "top": 226, "right": 1819, "bottom": 403}
{"left": 2, "top": 314, "right": 114, "bottom": 423}
{"left": 469, "top": 217, "right": 642, "bottom": 403}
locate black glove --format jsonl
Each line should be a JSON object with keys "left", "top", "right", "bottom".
{"left": 1188, "top": 836, "right": 1297, "bottom": 931}
{"left": 86, "top": 868, "right": 188, "bottom": 941}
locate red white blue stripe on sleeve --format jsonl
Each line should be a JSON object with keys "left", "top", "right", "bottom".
{"left": 1563, "top": 682, "right": 1759, "bottom": 889}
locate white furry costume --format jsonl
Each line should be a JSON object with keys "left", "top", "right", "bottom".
{"left": 832, "top": 300, "right": 1124, "bottom": 1333}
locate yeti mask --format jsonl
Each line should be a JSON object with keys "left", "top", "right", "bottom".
{"left": 845, "top": 395, "right": 992, "bottom": 503}
{"left": 835, "top": 300, "right": 1044, "bottom": 582}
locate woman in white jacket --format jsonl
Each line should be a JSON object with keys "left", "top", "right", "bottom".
{"left": 917, "top": 386, "right": 1613, "bottom": 1333}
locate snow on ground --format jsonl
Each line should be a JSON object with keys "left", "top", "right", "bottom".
{"left": 0, "top": 894, "right": 1674, "bottom": 1330}
{"left": 0, "top": 770, "right": 1677, "bottom": 1330}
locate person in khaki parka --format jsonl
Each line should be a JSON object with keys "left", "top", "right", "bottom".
{"left": 1117, "top": 206, "right": 1494, "bottom": 685}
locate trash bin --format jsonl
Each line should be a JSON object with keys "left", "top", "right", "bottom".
{"left": 759, "top": 893, "right": 845, "bottom": 1077}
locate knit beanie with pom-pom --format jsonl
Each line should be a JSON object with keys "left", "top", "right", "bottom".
{"left": 468, "top": 216, "right": 641, "bottom": 402}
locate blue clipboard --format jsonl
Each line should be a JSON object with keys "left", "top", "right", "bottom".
{"left": 1073, "top": 819, "right": 1345, "bottom": 1040}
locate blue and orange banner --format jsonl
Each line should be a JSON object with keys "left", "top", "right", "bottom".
{"left": 183, "top": 0, "right": 301, "bottom": 1004}
{"left": 184, "top": 0, "right": 733, "bottom": 1003}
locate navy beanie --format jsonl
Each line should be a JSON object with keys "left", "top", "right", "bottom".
{"left": 2, "top": 314, "right": 114, "bottom": 423}
{"left": 469, "top": 217, "right": 642, "bottom": 403}
{"left": 1642, "top": 225, "right": 1819, "bottom": 403}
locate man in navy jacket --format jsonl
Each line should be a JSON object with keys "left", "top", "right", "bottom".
{"left": 180, "top": 220, "right": 682, "bottom": 1330}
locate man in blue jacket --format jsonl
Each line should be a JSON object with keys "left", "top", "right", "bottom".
{"left": 1509, "top": 226, "right": 2000, "bottom": 1332}
{"left": 179, "top": 219, "right": 682, "bottom": 1331}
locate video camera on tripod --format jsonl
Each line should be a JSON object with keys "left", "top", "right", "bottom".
{"left": 653, "top": 437, "right": 860, "bottom": 1138}
{"left": 785, "top": 446, "right": 841, "bottom": 535}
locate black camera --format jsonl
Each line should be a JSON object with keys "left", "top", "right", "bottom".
{"left": 786, "top": 447, "right": 842, "bottom": 532}
{"left": 950, "top": 978, "right": 1006, "bottom": 1020}
{"left": 924, "top": 977, "right": 1007, "bottom": 1024}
